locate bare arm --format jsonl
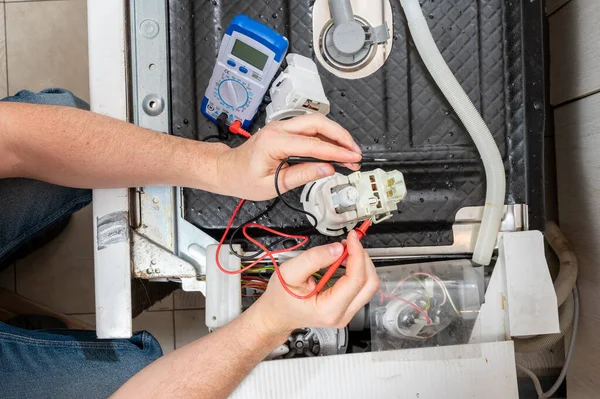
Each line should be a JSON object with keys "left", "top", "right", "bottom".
{"left": 0, "top": 103, "right": 361, "bottom": 200}
{"left": 0, "top": 102, "right": 226, "bottom": 191}
{"left": 112, "top": 303, "right": 287, "bottom": 399}
{"left": 112, "top": 232, "right": 380, "bottom": 399}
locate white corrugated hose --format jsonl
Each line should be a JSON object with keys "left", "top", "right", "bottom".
{"left": 400, "top": 0, "right": 506, "bottom": 265}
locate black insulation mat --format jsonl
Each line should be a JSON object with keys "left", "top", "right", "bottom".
{"left": 167, "top": 0, "right": 546, "bottom": 249}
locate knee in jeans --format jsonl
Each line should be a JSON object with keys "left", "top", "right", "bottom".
{"left": 2, "top": 88, "right": 90, "bottom": 111}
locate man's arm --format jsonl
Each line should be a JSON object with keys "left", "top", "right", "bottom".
{"left": 0, "top": 103, "right": 361, "bottom": 200}
{"left": 0, "top": 102, "right": 226, "bottom": 191}
{"left": 112, "top": 231, "right": 379, "bottom": 399}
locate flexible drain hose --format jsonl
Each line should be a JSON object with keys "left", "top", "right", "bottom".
{"left": 545, "top": 221, "right": 578, "bottom": 307}
{"left": 400, "top": 0, "right": 506, "bottom": 265}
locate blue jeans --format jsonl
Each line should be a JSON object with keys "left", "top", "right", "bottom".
{"left": 0, "top": 89, "right": 162, "bottom": 398}
{"left": 0, "top": 89, "right": 92, "bottom": 267}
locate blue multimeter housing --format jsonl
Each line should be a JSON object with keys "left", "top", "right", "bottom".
{"left": 201, "top": 15, "right": 289, "bottom": 129}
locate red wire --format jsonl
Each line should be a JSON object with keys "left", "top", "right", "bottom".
{"left": 390, "top": 272, "right": 448, "bottom": 306}
{"left": 215, "top": 198, "right": 371, "bottom": 300}
{"left": 215, "top": 199, "right": 308, "bottom": 274}
{"left": 378, "top": 291, "right": 432, "bottom": 325}
{"left": 241, "top": 276, "right": 269, "bottom": 284}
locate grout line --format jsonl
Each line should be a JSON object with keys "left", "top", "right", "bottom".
{"left": 64, "top": 312, "right": 95, "bottom": 316}
{"left": 4, "top": 1, "right": 79, "bottom": 4}
{"left": 12, "top": 262, "right": 16, "bottom": 293}
{"left": 172, "top": 308, "right": 177, "bottom": 350}
{"left": 553, "top": 88, "right": 600, "bottom": 110}
{"left": 2, "top": 1, "right": 7, "bottom": 97}
{"left": 547, "top": 0, "right": 573, "bottom": 18}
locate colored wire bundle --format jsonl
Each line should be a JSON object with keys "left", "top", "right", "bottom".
{"left": 377, "top": 271, "right": 461, "bottom": 328}
{"left": 210, "top": 124, "right": 371, "bottom": 299}
{"left": 216, "top": 198, "right": 371, "bottom": 299}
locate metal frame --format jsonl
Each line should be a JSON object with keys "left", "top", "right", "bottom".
{"left": 126, "top": 0, "right": 530, "bottom": 281}
{"left": 129, "top": 0, "right": 215, "bottom": 295}
{"left": 89, "top": 0, "right": 133, "bottom": 339}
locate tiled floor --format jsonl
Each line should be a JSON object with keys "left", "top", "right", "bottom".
{"left": 0, "top": 0, "right": 208, "bottom": 355}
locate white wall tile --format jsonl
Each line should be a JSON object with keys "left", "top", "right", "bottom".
{"left": 0, "top": 264, "right": 15, "bottom": 292}
{"left": 16, "top": 206, "right": 94, "bottom": 314}
{"left": 554, "top": 92, "right": 600, "bottom": 397}
{"left": 71, "top": 313, "right": 96, "bottom": 328}
{"left": 174, "top": 309, "right": 209, "bottom": 349}
{"left": 174, "top": 290, "right": 205, "bottom": 310}
{"left": 148, "top": 292, "right": 174, "bottom": 311}
{"left": 546, "top": 0, "right": 571, "bottom": 15}
{"left": 133, "top": 311, "right": 175, "bottom": 354}
{"left": 5, "top": 0, "right": 89, "bottom": 101}
{"left": 549, "top": 0, "right": 600, "bottom": 105}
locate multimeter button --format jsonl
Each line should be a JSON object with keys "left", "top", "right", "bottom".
{"left": 227, "top": 59, "right": 236, "bottom": 67}
{"left": 239, "top": 66, "right": 248, "bottom": 74}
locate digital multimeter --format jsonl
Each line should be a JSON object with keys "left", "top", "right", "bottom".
{"left": 201, "top": 15, "right": 289, "bottom": 129}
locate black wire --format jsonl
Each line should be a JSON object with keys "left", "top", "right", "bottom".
{"left": 229, "top": 157, "right": 327, "bottom": 261}
{"left": 274, "top": 157, "right": 319, "bottom": 228}
{"left": 228, "top": 198, "right": 292, "bottom": 261}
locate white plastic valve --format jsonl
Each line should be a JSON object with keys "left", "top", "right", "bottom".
{"left": 301, "top": 168, "right": 407, "bottom": 236}
{"left": 265, "top": 54, "right": 330, "bottom": 123}
{"left": 332, "top": 186, "right": 360, "bottom": 207}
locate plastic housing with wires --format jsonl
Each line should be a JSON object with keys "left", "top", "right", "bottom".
{"left": 266, "top": 53, "right": 330, "bottom": 123}
{"left": 301, "top": 168, "right": 407, "bottom": 236}
{"left": 215, "top": 198, "right": 372, "bottom": 300}
{"left": 371, "top": 260, "right": 481, "bottom": 350}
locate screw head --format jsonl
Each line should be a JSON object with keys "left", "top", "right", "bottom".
{"left": 151, "top": 259, "right": 157, "bottom": 265}
{"left": 146, "top": 268, "right": 153, "bottom": 274}
{"left": 140, "top": 19, "right": 160, "bottom": 39}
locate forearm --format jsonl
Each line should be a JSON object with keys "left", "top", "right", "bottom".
{"left": 0, "top": 103, "right": 227, "bottom": 190}
{"left": 112, "top": 305, "right": 287, "bottom": 399}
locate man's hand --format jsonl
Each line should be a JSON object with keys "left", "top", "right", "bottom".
{"left": 250, "top": 230, "right": 380, "bottom": 336}
{"left": 216, "top": 113, "right": 362, "bottom": 201}
{"left": 113, "top": 230, "right": 378, "bottom": 399}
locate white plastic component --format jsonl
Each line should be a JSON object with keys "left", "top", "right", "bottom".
{"left": 332, "top": 186, "right": 359, "bottom": 207}
{"left": 205, "top": 244, "right": 242, "bottom": 331}
{"left": 232, "top": 341, "right": 519, "bottom": 398}
{"left": 400, "top": 0, "right": 506, "bottom": 266}
{"left": 89, "top": 0, "right": 132, "bottom": 339}
{"left": 312, "top": 0, "right": 394, "bottom": 79}
{"left": 301, "top": 168, "right": 407, "bottom": 236}
{"left": 500, "top": 231, "right": 560, "bottom": 337}
{"left": 265, "top": 54, "right": 330, "bottom": 123}
{"left": 381, "top": 291, "right": 429, "bottom": 339}
{"left": 349, "top": 169, "right": 407, "bottom": 222}
{"left": 372, "top": 260, "right": 482, "bottom": 347}
{"left": 301, "top": 173, "right": 358, "bottom": 236}
{"left": 265, "top": 345, "right": 290, "bottom": 360}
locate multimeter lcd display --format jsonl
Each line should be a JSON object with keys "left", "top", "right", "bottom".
{"left": 231, "top": 39, "right": 268, "bottom": 70}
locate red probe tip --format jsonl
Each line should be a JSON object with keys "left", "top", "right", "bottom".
{"left": 355, "top": 219, "right": 372, "bottom": 239}
{"left": 229, "top": 121, "right": 251, "bottom": 138}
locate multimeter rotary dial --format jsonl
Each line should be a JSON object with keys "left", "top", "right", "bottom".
{"left": 218, "top": 79, "right": 249, "bottom": 109}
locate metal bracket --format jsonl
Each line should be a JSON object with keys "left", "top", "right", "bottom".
{"left": 365, "top": 204, "right": 529, "bottom": 260}
{"left": 129, "top": 0, "right": 216, "bottom": 294}
{"left": 131, "top": 230, "right": 199, "bottom": 279}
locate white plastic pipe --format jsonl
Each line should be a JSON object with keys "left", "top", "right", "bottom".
{"left": 400, "top": 0, "right": 506, "bottom": 265}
